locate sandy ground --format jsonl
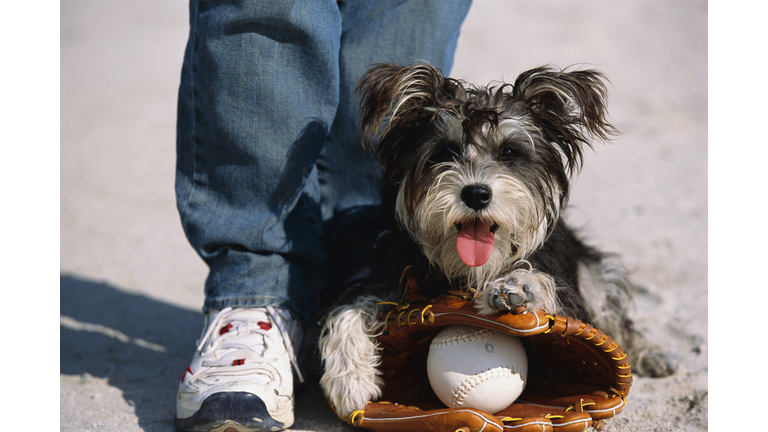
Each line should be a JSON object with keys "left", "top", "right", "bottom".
{"left": 60, "top": 1, "right": 707, "bottom": 430}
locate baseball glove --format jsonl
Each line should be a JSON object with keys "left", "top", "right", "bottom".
{"left": 332, "top": 268, "right": 632, "bottom": 432}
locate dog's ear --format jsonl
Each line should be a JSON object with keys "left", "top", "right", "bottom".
{"left": 512, "top": 67, "right": 618, "bottom": 174}
{"left": 357, "top": 63, "right": 443, "bottom": 147}
{"left": 356, "top": 63, "right": 463, "bottom": 171}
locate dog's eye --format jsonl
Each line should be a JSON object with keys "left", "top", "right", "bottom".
{"left": 499, "top": 147, "right": 522, "bottom": 162}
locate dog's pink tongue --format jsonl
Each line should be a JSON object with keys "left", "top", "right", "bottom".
{"left": 456, "top": 221, "right": 495, "bottom": 267}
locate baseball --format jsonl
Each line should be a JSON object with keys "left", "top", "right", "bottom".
{"left": 427, "top": 325, "right": 528, "bottom": 414}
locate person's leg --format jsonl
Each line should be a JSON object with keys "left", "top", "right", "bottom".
{"left": 174, "top": 1, "right": 341, "bottom": 430}
{"left": 321, "top": 0, "right": 472, "bottom": 298}
{"left": 176, "top": 0, "right": 342, "bottom": 325}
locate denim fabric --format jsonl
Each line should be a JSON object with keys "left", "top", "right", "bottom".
{"left": 176, "top": 0, "right": 471, "bottom": 324}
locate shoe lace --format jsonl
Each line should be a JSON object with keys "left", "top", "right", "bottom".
{"left": 194, "top": 306, "right": 304, "bottom": 383}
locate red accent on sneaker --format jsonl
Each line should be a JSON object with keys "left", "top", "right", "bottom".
{"left": 257, "top": 321, "right": 272, "bottom": 331}
{"left": 181, "top": 366, "right": 193, "bottom": 383}
{"left": 219, "top": 323, "right": 233, "bottom": 335}
{"left": 232, "top": 359, "right": 245, "bottom": 366}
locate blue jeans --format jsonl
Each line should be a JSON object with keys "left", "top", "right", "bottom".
{"left": 176, "top": 0, "right": 471, "bottom": 324}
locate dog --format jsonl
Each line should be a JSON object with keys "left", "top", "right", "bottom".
{"left": 318, "top": 63, "right": 677, "bottom": 418}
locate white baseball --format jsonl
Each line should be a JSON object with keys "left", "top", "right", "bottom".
{"left": 427, "top": 324, "right": 528, "bottom": 414}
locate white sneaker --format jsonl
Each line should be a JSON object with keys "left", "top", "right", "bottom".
{"left": 175, "top": 307, "right": 304, "bottom": 432}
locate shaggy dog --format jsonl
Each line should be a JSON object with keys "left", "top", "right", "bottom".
{"left": 318, "top": 63, "right": 676, "bottom": 418}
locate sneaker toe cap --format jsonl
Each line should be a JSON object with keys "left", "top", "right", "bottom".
{"left": 175, "top": 392, "right": 287, "bottom": 431}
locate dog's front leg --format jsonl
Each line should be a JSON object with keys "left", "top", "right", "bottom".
{"left": 475, "top": 262, "right": 561, "bottom": 315}
{"left": 318, "top": 296, "right": 384, "bottom": 419}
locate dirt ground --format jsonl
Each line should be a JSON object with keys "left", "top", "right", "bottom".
{"left": 61, "top": 1, "right": 707, "bottom": 430}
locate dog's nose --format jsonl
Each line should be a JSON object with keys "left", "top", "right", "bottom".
{"left": 461, "top": 184, "right": 492, "bottom": 210}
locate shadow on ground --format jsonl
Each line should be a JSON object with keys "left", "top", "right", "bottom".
{"left": 61, "top": 274, "right": 202, "bottom": 430}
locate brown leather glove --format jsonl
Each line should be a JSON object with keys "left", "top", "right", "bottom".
{"left": 334, "top": 273, "right": 632, "bottom": 432}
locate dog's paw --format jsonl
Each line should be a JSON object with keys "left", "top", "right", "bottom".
{"left": 475, "top": 264, "right": 559, "bottom": 315}
{"left": 487, "top": 278, "right": 535, "bottom": 312}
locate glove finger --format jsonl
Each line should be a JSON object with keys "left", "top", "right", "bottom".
{"left": 547, "top": 412, "right": 592, "bottom": 432}
{"left": 355, "top": 403, "right": 505, "bottom": 432}
{"left": 498, "top": 416, "right": 552, "bottom": 432}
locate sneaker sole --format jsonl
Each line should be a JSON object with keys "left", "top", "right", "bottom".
{"left": 175, "top": 392, "right": 287, "bottom": 432}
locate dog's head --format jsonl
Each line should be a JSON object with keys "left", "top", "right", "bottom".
{"left": 357, "top": 63, "right": 616, "bottom": 288}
